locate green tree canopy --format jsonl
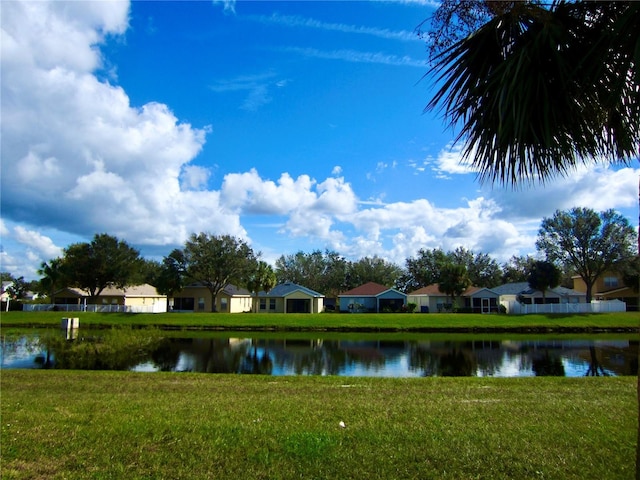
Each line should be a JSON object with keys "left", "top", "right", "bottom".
{"left": 450, "top": 247, "right": 503, "bottom": 288}
{"left": 37, "top": 258, "right": 65, "bottom": 300}
{"left": 5, "top": 276, "right": 29, "bottom": 300}
{"left": 246, "top": 261, "right": 277, "bottom": 313}
{"left": 60, "top": 233, "right": 143, "bottom": 300}
{"left": 501, "top": 255, "right": 538, "bottom": 284}
{"left": 180, "top": 233, "right": 258, "bottom": 312}
{"left": 275, "top": 250, "right": 348, "bottom": 297}
{"left": 347, "top": 256, "right": 403, "bottom": 290}
{"left": 437, "top": 263, "right": 471, "bottom": 308}
{"left": 527, "top": 260, "right": 561, "bottom": 302}
{"left": 154, "top": 249, "right": 188, "bottom": 298}
{"left": 401, "top": 247, "right": 502, "bottom": 291}
{"left": 401, "top": 248, "right": 449, "bottom": 291}
{"left": 536, "top": 208, "right": 636, "bottom": 302}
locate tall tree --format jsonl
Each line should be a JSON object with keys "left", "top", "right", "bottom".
{"left": 246, "top": 261, "right": 277, "bottom": 313}
{"left": 275, "top": 250, "right": 348, "bottom": 297}
{"left": 181, "top": 233, "right": 257, "bottom": 312}
{"left": 536, "top": 208, "right": 636, "bottom": 302}
{"left": 450, "top": 247, "right": 503, "bottom": 287}
{"left": 154, "top": 249, "right": 188, "bottom": 300}
{"left": 502, "top": 255, "right": 538, "bottom": 284}
{"left": 5, "top": 276, "right": 29, "bottom": 300}
{"left": 61, "top": 233, "right": 143, "bottom": 301}
{"left": 37, "top": 258, "right": 65, "bottom": 301}
{"left": 437, "top": 263, "right": 471, "bottom": 309}
{"left": 347, "top": 256, "right": 403, "bottom": 290}
{"left": 402, "top": 248, "right": 449, "bottom": 291}
{"left": 527, "top": 260, "right": 561, "bottom": 303}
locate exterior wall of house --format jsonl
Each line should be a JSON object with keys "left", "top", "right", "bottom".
{"left": 172, "top": 286, "right": 211, "bottom": 312}
{"left": 377, "top": 291, "right": 405, "bottom": 301}
{"left": 225, "top": 295, "right": 253, "bottom": 313}
{"left": 125, "top": 296, "right": 167, "bottom": 313}
{"left": 258, "top": 297, "right": 285, "bottom": 313}
{"left": 313, "top": 297, "right": 324, "bottom": 313}
{"left": 281, "top": 291, "right": 324, "bottom": 313}
{"left": 339, "top": 296, "right": 377, "bottom": 312}
{"left": 572, "top": 273, "right": 625, "bottom": 294}
{"left": 172, "top": 287, "right": 252, "bottom": 313}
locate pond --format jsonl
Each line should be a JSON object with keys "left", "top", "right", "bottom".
{"left": 1, "top": 329, "right": 637, "bottom": 378}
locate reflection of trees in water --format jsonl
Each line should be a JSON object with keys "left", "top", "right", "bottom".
{"left": 240, "top": 347, "right": 273, "bottom": 375}
{"left": 150, "top": 338, "right": 183, "bottom": 371}
{"left": 585, "top": 346, "right": 609, "bottom": 377}
{"left": 532, "top": 350, "right": 566, "bottom": 376}
{"left": 41, "top": 329, "right": 164, "bottom": 371}
{"left": 439, "top": 348, "right": 476, "bottom": 377}
{"left": 258, "top": 339, "right": 347, "bottom": 375}
{"left": 6, "top": 332, "right": 638, "bottom": 377}
{"left": 408, "top": 342, "right": 479, "bottom": 377}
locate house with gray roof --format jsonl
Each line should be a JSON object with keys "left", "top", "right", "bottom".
{"left": 408, "top": 284, "right": 500, "bottom": 313}
{"left": 257, "top": 282, "right": 324, "bottom": 313}
{"left": 491, "top": 282, "right": 585, "bottom": 305}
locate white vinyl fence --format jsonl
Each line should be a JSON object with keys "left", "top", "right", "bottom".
{"left": 23, "top": 304, "right": 165, "bottom": 314}
{"left": 502, "top": 300, "right": 626, "bottom": 315}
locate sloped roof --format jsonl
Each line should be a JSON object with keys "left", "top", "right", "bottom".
{"left": 409, "top": 284, "right": 497, "bottom": 297}
{"left": 258, "top": 282, "right": 323, "bottom": 298}
{"left": 409, "top": 284, "right": 442, "bottom": 296}
{"left": 222, "top": 284, "right": 251, "bottom": 296}
{"left": 339, "top": 282, "right": 404, "bottom": 297}
{"left": 182, "top": 282, "right": 251, "bottom": 296}
{"left": 491, "top": 282, "right": 583, "bottom": 297}
{"left": 57, "top": 284, "right": 165, "bottom": 297}
{"left": 491, "top": 282, "right": 531, "bottom": 295}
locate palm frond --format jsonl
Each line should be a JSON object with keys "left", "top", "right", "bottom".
{"left": 426, "top": 1, "right": 640, "bottom": 186}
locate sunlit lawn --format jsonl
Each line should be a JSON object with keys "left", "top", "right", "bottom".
{"left": 1, "top": 371, "right": 636, "bottom": 480}
{"left": 2, "top": 311, "right": 639, "bottom": 331}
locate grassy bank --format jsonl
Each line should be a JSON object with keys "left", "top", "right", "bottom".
{"left": 1, "top": 311, "right": 639, "bottom": 332}
{"left": 1, "top": 371, "right": 636, "bottom": 480}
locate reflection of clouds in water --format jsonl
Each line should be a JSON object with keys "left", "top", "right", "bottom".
{"left": 476, "top": 354, "right": 535, "bottom": 378}
{"left": 1, "top": 335, "right": 633, "bottom": 378}
{"left": 340, "top": 355, "right": 422, "bottom": 378}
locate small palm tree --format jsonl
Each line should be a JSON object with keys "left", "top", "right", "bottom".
{"left": 246, "top": 261, "right": 277, "bottom": 313}
{"left": 37, "top": 258, "right": 64, "bottom": 303}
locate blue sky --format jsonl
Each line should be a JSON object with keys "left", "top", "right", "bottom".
{"left": 1, "top": 0, "right": 638, "bottom": 281}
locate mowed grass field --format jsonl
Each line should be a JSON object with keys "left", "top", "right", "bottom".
{"left": 1, "top": 371, "right": 637, "bottom": 480}
{"left": 2, "top": 310, "right": 639, "bottom": 332}
{"left": 2, "top": 311, "right": 638, "bottom": 479}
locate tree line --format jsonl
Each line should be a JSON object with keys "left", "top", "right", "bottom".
{"left": 3, "top": 207, "right": 636, "bottom": 312}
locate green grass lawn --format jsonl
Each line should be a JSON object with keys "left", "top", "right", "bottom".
{"left": 1, "top": 371, "right": 637, "bottom": 480}
{"left": 2, "top": 311, "right": 639, "bottom": 332}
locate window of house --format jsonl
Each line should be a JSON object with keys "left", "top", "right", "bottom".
{"left": 198, "top": 297, "right": 205, "bottom": 311}
{"left": 260, "top": 298, "right": 266, "bottom": 310}
{"left": 221, "top": 298, "right": 228, "bottom": 312}
{"left": 604, "top": 277, "right": 619, "bottom": 288}
{"left": 269, "top": 299, "right": 276, "bottom": 310}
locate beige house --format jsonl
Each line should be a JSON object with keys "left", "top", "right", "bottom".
{"left": 572, "top": 271, "right": 638, "bottom": 311}
{"left": 257, "top": 283, "right": 324, "bottom": 314}
{"left": 491, "top": 282, "right": 585, "bottom": 305}
{"left": 408, "top": 284, "right": 500, "bottom": 313}
{"left": 171, "top": 283, "right": 253, "bottom": 313}
{"left": 53, "top": 284, "right": 167, "bottom": 313}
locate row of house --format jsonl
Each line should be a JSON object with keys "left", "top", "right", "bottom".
{"left": 19, "top": 268, "right": 632, "bottom": 313}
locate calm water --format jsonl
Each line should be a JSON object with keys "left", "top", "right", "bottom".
{"left": 1, "top": 330, "right": 637, "bottom": 378}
